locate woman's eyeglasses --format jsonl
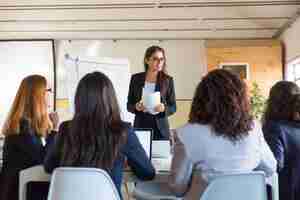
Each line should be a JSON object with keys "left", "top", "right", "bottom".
{"left": 151, "top": 57, "right": 165, "bottom": 62}
{"left": 45, "top": 88, "right": 52, "bottom": 93}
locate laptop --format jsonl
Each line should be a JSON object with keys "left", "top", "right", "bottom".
{"left": 134, "top": 128, "right": 153, "bottom": 160}
{"left": 134, "top": 128, "right": 171, "bottom": 171}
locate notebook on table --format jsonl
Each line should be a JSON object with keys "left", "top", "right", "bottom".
{"left": 134, "top": 128, "right": 171, "bottom": 172}
{"left": 152, "top": 140, "right": 172, "bottom": 172}
{"left": 134, "top": 128, "right": 153, "bottom": 160}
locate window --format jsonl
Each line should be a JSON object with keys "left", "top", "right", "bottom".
{"left": 287, "top": 57, "right": 300, "bottom": 86}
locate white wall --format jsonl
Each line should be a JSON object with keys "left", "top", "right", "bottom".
{"left": 281, "top": 17, "right": 300, "bottom": 63}
{"left": 55, "top": 40, "right": 207, "bottom": 100}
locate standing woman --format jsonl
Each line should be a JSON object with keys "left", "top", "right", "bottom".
{"left": 263, "top": 81, "right": 300, "bottom": 200}
{"left": 127, "top": 46, "right": 176, "bottom": 140}
{"left": 0, "top": 75, "right": 59, "bottom": 200}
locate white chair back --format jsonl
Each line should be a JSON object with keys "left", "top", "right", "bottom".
{"left": 270, "top": 173, "right": 279, "bottom": 200}
{"left": 47, "top": 167, "right": 121, "bottom": 200}
{"left": 200, "top": 172, "right": 268, "bottom": 200}
{"left": 19, "top": 165, "right": 51, "bottom": 200}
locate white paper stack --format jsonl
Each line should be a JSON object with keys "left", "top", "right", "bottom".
{"left": 142, "top": 90, "right": 161, "bottom": 115}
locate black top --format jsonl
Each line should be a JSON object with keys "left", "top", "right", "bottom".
{"left": 44, "top": 121, "right": 155, "bottom": 198}
{"left": 263, "top": 120, "right": 300, "bottom": 200}
{"left": 0, "top": 125, "right": 55, "bottom": 200}
{"left": 127, "top": 72, "right": 176, "bottom": 139}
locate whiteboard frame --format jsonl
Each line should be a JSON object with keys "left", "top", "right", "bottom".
{"left": 64, "top": 55, "right": 134, "bottom": 124}
{"left": 0, "top": 39, "right": 57, "bottom": 111}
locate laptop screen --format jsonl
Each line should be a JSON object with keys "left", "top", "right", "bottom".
{"left": 134, "top": 128, "right": 152, "bottom": 160}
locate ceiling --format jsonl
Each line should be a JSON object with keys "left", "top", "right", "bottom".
{"left": 0, "top": 0, "right": 299, "bottom": 39}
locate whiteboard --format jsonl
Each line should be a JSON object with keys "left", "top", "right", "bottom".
{"left": 65, "top": 56, "right": 134, "bottom": 124}
{"left": 0, "top": 40, "right": 55, "bottom": 133}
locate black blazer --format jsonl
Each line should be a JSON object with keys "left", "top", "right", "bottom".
{"left": 263, "top": 120, "right": 300, "bottom": 200}
{"left": 0, "top": 125, "right": 55, "bottom": 200}
{"left": 127, "top": 72, "right": 176, "bottom": 138}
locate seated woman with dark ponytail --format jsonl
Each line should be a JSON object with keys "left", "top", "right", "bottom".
{"left": 44, "top": 72, "right": 155, "bottom": 198}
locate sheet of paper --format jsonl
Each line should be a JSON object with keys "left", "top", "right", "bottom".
{"left": 142, "top": 91, "right": 161, "bottom": 115}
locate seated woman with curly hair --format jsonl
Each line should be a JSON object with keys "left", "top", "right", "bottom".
{"left": 168, "top": 69, "right": 277, "bottom": 200}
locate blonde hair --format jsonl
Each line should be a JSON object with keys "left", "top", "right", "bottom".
{"left": 2, "top": 75, "right": 52, "bottom": 136}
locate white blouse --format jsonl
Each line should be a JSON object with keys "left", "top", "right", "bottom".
{"left": 144, "top": 81, "right": 156, "bottom": 93}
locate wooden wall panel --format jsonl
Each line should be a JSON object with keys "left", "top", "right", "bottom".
{"left": 206, "top": 40, "right": 283, "bottom": 96}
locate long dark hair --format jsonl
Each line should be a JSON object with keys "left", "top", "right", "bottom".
{"left": 264, "top": 81, "right": 300, "bottom": 122}
{"left": 189, "top": 69, "right": 253, "bottom": 142}
{"left": 144, "top": 45, "right": 169, "bottom": 95}
{"left": 60, "top": 72, "right": 126, "bottom": 170}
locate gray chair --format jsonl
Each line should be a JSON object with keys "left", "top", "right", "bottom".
{"left": 200, "top": 172, "right": 268, "bottom": 200}
{"left": 270, "top": 173, "right": 279, "bottom": 200}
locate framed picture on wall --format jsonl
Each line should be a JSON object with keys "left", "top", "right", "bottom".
{"left": 219, "top": 63, "right": 250, "bottom": 80}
